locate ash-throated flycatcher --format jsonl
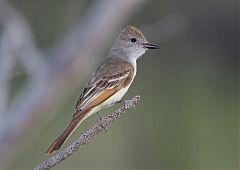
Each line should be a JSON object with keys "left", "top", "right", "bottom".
{"left": 45, "top": 26, "right": 159, "bottom": 154}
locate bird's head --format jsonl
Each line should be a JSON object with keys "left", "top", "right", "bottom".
{"left": 112, "top": 26, "right": 159, "bottom": 60}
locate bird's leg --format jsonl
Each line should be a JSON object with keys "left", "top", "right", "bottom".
{"left": 97, "top": 112, "right": 103, "bottom": 121}
{"left": 97, "top": 112, "right": 107, "bottom": 133}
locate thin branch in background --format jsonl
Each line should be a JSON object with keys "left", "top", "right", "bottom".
{"left": 0, "top": 32, "right": 15, "bottom": 114}
{"left": 0, "top": 0, "right": 46, "bottom": 115}
{"left": 35, "top": 95, "right": 140, "bottom": 170}
{"left": 49, "top": 0, "right": 146, "bottom": 68}
{"left": 0, "top": 0, "right": 48, "bottom": 154}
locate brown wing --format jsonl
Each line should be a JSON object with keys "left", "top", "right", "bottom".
{"left": 74, "top": 57, "right": 134, "bottom": 118}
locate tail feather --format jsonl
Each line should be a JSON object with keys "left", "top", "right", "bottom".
{"left": 45, "top": 110, "right": 89, "bottom": 155}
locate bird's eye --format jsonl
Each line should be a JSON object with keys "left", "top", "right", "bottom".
{"left": 130, "top": 38, "right": 137, "bottom": 42}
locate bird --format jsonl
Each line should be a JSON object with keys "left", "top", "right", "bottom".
{"left": 45, "top": 26, "right": 159, "bottom": 155}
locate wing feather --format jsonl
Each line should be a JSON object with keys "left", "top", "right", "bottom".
{"left": 74, "top": 68, "right": 133, "bottom": 117}
{"left": 74, "top": 57, "right": 134, "bottom": 119}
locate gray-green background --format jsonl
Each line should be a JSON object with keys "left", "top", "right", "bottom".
{"left": 2, "top": 0, "right": 238, "bottom": 169}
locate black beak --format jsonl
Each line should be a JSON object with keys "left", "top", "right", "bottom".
{"left": 143, "top": 42, "right": 160, "bottom": 49}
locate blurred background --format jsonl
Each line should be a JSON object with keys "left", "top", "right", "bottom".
{"left": 0, "top": 0, "right": 238, "bottom": 169}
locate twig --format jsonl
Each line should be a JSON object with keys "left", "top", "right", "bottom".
{"left": 35, "top": 95, "right": 140, "bottom": 170}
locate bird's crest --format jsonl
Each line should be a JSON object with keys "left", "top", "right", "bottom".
{"left": 121, "top": 26, "right": 145, "bottom": 39}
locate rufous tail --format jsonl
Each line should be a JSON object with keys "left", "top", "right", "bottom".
{"left": 45, "top": 110, "right": 88, "bottom": 155}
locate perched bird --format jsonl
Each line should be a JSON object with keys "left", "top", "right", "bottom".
{"left": 45, "top": 26, "right": 159, "bottom": 154}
